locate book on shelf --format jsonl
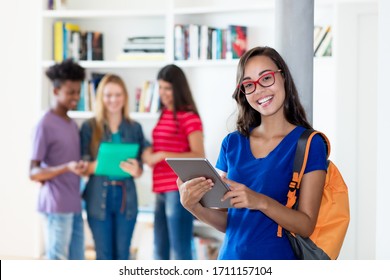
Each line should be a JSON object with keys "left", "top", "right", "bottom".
{"left": 93, "top": 32, "right": 104, "bottom": 60}
{"left": 127, "top": 36, "right": 165, "bottom": 44}
{"left": 119, "top": 36, "right": 164, "bottom": 60}
{"left": 175, "top": 24, "right": 201, "bottom": 61}
{"left": 226, "top": 25, "right": 248, "bottom": 59}
{"left": 123, "top": 47, "right": 165, "bottom": 53}
{"left": 54, "top": 21, "right": 81, "bottom": 62}
{"left": 53, "top": 21, "right": 64, "bottom": 62}
{"left": 199, "top": 25, "right": 211, "bottom": 60}
{"left": 174, "top": 23, "right": 247, "bottom": 61}
{"left": 211, "top": 29, "right": 218, "bottom": 60}
{"left": 81, "top": 31, "right": 104, "bottom": 60}
{"left": 188, "top": 24, "right": 200, "bottom": 60}
{"left": 90, "top": 72, "right": 105, "bottom": 91}
{"left": 174, "top": 25, "right": 185, "bottom": 60}
{"left": 54, "top": 21, "right": 103, "bottom": 62}
{"left": 143, "top": 81, "right": 153, "bottom": 113}
{"left": 124, "top": 36, "right": 164, "bottom": 51}
{"left": 76, "top": 73, "right": 105, "bottom": 112}
{"left": 212, "top": 28, "right": 227, "bottom": 60}
{"left": 134, "top": 87, "right": 142, "bottom": 112}
{"left": 75, "top": 80, "right": 88, "bottom": 111}
{"left": 47, "top": 0, "right": 54, "bottom": 9}
{"left": 149, "top": 81, "right": 160, "bottom": 113}
{"left": 137, "top": 81, "right": 149, "bottom": 113}
{"left": 48, "top": 0, "right": 67, "bottom": 10}
{"left": 87, "top": 82, "right": 96, "bottom": 112}
{"left": 136, "top": 81, "right": 160, "bottom": 113}
{"left": 64, "top": 22, "right": 81, "bottom": 61}
{"left": 314, "top": 25, "right": 331, "bottom": 56}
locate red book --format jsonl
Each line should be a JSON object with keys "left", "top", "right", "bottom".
{"left": 227, "top": 25, "right": 248, "bottom": 59}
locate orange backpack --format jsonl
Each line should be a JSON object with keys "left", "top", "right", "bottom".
{"left": 277, "top": 129, "right": 350, "bottom": 260}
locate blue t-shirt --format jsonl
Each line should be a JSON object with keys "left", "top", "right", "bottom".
{"left": 216, "top": 126, "right": 327, "bottom": 260}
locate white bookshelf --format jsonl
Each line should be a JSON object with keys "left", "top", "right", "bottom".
{"left": 38, "top": 0, "right": 276, "bottom": 165}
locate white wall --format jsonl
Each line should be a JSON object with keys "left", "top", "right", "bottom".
{"left": 336, "top": 3, "right": 378, "bottom": 259}
{"left": 315, "top": 1, "right": 379, "bottom": 259}
{"left": 0, "top": 0, "right": 42, "bottom": 258}
{"left": 376, "top": 0, "right": 390, "bottom": 259}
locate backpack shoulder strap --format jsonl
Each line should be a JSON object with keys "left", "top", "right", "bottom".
{"left": 277, "top": 129, "right": 330, "bottom": 237}
{"left": 292, "top": 129, "right": 330, "bottom": 185}
{"left": 294, "top": 130, "right": 329, "bottom": 183}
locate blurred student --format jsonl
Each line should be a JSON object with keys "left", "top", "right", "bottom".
{"left": 142, "top": 64, "right": 205, "bottom": 260}
{"left": 178, "top": 46, "right": 327, "bottom": 259}
{"left": 80, "top": 74, "right": 149, "bottom": 260}
{"left": 29, "top": 59, "right": 87, "bottom": 260}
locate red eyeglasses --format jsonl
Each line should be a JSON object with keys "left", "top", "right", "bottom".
{"left": 238, "top": 69, "right": 282, "bottom": 95}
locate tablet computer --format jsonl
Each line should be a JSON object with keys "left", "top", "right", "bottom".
{"left": 95, "top": 142, "right": 140, "bottom": 177}
{"left": 165, "top": 158, "right": 231, "bottom": 209}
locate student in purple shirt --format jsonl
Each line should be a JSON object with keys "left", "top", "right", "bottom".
{"left": 30, "top": 59, "right": 88, "bottom": 260}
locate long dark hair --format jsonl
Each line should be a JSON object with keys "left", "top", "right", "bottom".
{"left": 157, "top": 64, "right": 199, "bottom": 117}
{"left": 233, "top": 46, "right": 312, "bottom": 137}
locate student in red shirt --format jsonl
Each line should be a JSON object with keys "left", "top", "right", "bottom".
{"left": 142, "top": 64, "right": 205, "bottom": 259}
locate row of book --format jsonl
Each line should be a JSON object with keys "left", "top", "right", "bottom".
{"left": 117, "top": 36, "right": 165, "bottom": 61}
{"left": 75, "top": 73, "right": 105, "bottom": 112}
{"left": 174, "top": 24, "right": 248, "bottom": 61}
{"left": 47, "top": 0, "right": 66, "bottom": 10}
{"left": 134, "top": 81, "right": 161, "bottom": 113}
{"left": 314, "top": 25, "right": 332, "bottom": 57}
{"left": 53, "top": 21, "right": 103, "bottom": 62}
{"left": 73, "top": 73, "right": 161, "bottom": 114}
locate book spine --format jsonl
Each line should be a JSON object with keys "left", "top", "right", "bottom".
{"left": 92, "top": 32, "right": 103, "bottom": 60}
{"left": 53, "top": 21, "right": 64, "bottom": 62}
{"left": 86, "top": 32, "right": 93, "bottom": 60}
{"left": 229, "top": 25, "right": 248, "bottom": 59}
{"left": 150, "top": 81, "right": 161, "bottom": 113}
{"left": 199, "top": 25, "right": 209, "bottom": 60}
{"left": 174, "top": 25, "right": 184, "bottom": 60}
{"left": 189, "top": 24, "right": 200, "bottom": 60}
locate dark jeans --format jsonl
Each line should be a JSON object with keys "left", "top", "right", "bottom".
{"left": 87, "top": 185, "right": 137, "bottom": 260}
{"left": 153, "top": 191, "right": 194, "bottom": 260}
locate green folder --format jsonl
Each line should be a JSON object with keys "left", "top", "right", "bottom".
{"left": 95, "top": 142, "right": 140, "bottom": 177}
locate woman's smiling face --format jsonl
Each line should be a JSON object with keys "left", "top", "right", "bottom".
{"left": 158, "top": 79, "right": 174, "bottom": 110}
{"left": 243, "top": 55, "right": 285, "bottom": 118}
{"left": 102, "top": 82, "right": 126, "bottom": 115}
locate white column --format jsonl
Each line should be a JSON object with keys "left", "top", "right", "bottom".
{"left": 275, "top": 0, "right": 314, "bottom": 123}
